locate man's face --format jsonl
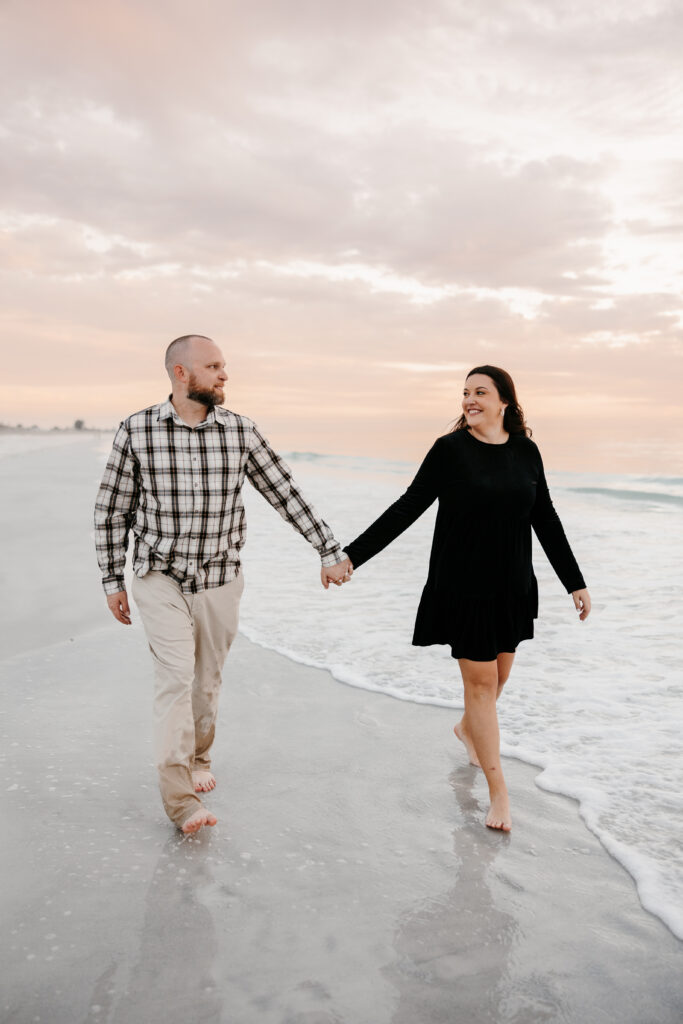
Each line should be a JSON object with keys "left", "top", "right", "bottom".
{"left": 185, "top": 340, "right": 228, "bottom": 408}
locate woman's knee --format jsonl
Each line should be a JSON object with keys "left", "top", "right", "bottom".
{"left": 459, "top": 658, "right": 499, "bottom": 698}
{"left": 463, "top": 672, "right": 498, "bottom": 699}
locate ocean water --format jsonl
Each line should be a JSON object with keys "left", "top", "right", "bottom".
{"left": 237, "top": 449, "right": 683, "bottom": 940}
{"left": 2, "top": 432, "right": 681, "bottom": 942}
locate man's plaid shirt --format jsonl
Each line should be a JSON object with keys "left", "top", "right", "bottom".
{"left": 94, "top": 398, "right": 343, "bottom": 596}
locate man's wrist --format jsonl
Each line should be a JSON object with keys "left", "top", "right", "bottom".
{"left": 320, "top": 547, "right": 345, "bottom": 568}
{"left": 103, "top": 577, "right": 126, "bottom": 596}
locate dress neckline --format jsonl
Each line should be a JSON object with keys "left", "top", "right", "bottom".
{"left": 464, "top": 428, "right": 512, "bottom": 447}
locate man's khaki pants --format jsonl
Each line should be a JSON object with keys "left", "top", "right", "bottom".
{"left": 131, "top": 569, "right": 244, "bottom": 827}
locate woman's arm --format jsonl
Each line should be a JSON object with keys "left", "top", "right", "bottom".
{"left": 343, "top": 438, "right": 443, "bottom": 570}
{"left": 530, "top": 448, "right": 586, "bottom": 595}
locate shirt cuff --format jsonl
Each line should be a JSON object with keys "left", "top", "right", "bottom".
{"left": 320, "top": 545, "right": 344, "bottom": 567}
{"left": 103, "top": 577, "right": 126, "bottom": 596}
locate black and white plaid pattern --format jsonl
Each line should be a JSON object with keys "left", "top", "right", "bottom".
{"left": 94, "top": 398, "right": 343, "bottom": 595}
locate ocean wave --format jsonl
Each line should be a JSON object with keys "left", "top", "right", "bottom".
{"left": 239, "top": 452, "right": 683, "bottom": 942}
{"left": 565, "top": 486, "right": 683, "bottom": 506}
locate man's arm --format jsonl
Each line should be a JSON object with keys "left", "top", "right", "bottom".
{"left": 245, "top": 426, "right": 345, "bottom": 574}
{"left": 94, "top": 423, "right": 140, "bottom": 621}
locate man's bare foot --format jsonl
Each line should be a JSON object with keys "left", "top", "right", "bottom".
{"left": 453, "top": 721, "right": 481, "bottom": 767}
{"left": 485, "top": 791, "right": 511, "bottom": 832}
{"left": 180, "top": 808, "right": 217, "bottom": 835}
{"left": 192, "top": 770, "right": 216, "bottom": 793}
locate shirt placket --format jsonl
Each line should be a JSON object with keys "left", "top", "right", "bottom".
{"left": 186, "top": 427, "right": 204, "bottom": 587}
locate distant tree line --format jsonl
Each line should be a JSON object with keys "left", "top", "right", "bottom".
{"left": 0, "top": 420, "right": 114, "bottom": 432}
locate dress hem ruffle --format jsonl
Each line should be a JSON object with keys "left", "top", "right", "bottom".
{"left": 411, "top": 582, "right": 538, "bottom": 663}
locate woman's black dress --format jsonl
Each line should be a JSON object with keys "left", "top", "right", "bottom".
{"left": 343, "top": 429, "right": 585, "bottom": 662}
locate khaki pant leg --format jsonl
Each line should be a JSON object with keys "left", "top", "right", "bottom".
{"left": 191, "top": 570, "right": 244, "bottom": 771}
{"left": 131, "top": 571, "right": 202, "bottom": 827}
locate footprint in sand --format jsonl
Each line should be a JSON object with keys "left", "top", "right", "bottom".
{"left": 355, "top": 709, "right": 381, "bottom": 731}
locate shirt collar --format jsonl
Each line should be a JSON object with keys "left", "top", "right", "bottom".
{"left": 158, "top": 396, "right": 220, "bottom": 429}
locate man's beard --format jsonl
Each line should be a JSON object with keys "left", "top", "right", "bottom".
{"left": 187, "top": 374, "right": 223, "bottom": 408}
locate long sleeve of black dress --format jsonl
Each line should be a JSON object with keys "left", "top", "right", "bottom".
{"left": 343, "top": 438, "right": 443, "bottom": 569}
{"left": 343, "top": 429, "right": 586, "bottom": 662}
{"left": 529, "top": 454, "right": 585, "bottom": 595}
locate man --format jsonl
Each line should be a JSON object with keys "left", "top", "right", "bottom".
{"left": 94, "top": 335, "right": 351, "bottom": 835}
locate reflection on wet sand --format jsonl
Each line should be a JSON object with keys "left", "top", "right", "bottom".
{"left": 386, "top": 763, "right": 683, "bottom": 1024}
{"left": 3, "top": 589, "right": 682, "bottom": 1024}
{"left": 109, "top": 833, "right": 222, "bottom": 1024}
{"left": 385, "top": 766, "right": 519, "bottom": 1024}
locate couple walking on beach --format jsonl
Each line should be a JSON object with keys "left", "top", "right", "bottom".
{"left": 95, "top": 335, "right": 590, "bottom": 836}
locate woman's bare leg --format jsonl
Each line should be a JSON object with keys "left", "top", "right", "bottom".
{"left": 456, "top": 657, "right": 511, "bottom": 831}
{"left": 496, "top": 651, "right": 515, "bottom": 696}
{"left": 454, "top": 652, "right": 515, "bottom": 766}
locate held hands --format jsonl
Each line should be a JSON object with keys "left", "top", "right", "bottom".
{"left": 107, "top": 564, "right": 352, "bottom": 615}
{"left": 572, "top": 588, "right": 591, "bottom": 621}
{"left": 321, "top": 557, "right": 354, "bottom": 589}
{"left": 107, "top": 590, "right": 132, "bottom": 625}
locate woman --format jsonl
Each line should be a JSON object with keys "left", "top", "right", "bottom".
{"left": 337, "top": 366, "right": 590, "bottom": 832}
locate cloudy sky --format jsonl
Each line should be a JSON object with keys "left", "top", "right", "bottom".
{"left": 1, "top": 0, "right": 681, "bottom": 471}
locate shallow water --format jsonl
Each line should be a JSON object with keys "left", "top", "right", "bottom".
{"left": 2, "top": 432, "right": 681, "bottom": 941}
{"left": 237, "top": 449, "right": 683, "bottom": 939}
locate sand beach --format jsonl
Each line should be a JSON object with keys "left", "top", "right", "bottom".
{"left": 1, "top": 434, "right": 682, "bottom": 1024}
{"left": 2, "top": 627, "right": 682, "bottom": 1024}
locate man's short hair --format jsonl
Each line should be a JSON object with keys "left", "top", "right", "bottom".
{"left": 164, "top": 335, "right": 212, "bottom": 380}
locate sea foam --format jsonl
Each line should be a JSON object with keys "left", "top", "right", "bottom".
{"left": 239, "top": 451, "right": 683, "bottom": 940}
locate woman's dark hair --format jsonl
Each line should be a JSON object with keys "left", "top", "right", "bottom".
{"left": 451, "top": 365, "right": 532, "bottom": 437}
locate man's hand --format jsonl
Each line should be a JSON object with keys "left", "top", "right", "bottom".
{"left": 321, "top": 557, "right": 354, "bottom": 590}
{"left": 107, "top": 590, "right": 132, "bottom": 625}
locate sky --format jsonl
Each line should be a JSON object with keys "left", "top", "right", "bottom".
{"left": 1, "top": 0, "right": 682, "bottom": 472}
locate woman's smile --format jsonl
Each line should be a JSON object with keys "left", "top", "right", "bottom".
{"left": 462, "top": 373, "right": 507, "bottom": 437}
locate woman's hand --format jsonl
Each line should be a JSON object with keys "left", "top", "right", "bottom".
{"left": 321, "top": 557, "right": 354, "bottom": 589}
{"left": 572, "top": 588, "right": 591, "bottom": 621}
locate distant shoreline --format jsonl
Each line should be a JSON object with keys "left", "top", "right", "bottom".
{"left": 0, "top": 425, "right": 114, "bottom": 435}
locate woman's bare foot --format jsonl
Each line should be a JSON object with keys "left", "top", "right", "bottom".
{"left": 181, "top": 808, "right": 217, "bottom": 835}
{"left": 192, "top": 770, "right": 216, "bottom": 793}
{"left": 453, "top": 720, "right": 481, "bottom": 767}
{"left": 485, "top": 790, "right": 511, "bottom": 832}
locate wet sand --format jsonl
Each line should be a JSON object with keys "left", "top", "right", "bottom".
{"left": 2, "top": 624, "right": 682, "bottom": 1024}
{"left": 2, "top": 435, "right": 682, "bottom": 1023}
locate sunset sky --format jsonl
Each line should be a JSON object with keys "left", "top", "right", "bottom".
{"left": 1, "top": 1, "right": 681, "bottom": 472}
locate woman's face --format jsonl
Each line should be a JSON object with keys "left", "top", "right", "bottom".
{"left": 462, "top": 374, "right": 507, "bottom": 430}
